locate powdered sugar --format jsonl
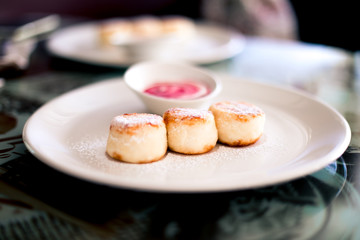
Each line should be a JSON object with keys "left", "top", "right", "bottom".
{"left": 66, "top": 102, "right": 309, "bottom": 189}
{"left": 165, "top": 108, "right": 212, "bottom": 120}
{"left": 68, "top": 125, "right": 286, "bottom": 183}
{"left": 111, "top": 113, "right": 163, "bottom": 129}
{"left": 212, "top": 101, "right": 264, "bottom": 116}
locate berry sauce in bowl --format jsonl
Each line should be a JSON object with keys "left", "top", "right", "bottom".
{"left": 124, "top": 61, "right": 222, "bottom": 115}
{"left": 144, "top": 81, "right": 210, "bottom": 100}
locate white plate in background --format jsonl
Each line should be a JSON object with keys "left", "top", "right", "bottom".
{"left": 46, "top": 21, "right": 245, "bottom": 67}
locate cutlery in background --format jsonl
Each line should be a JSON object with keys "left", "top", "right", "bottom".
{"left": 0, "top": 14, "right": 60, "bottom": 78}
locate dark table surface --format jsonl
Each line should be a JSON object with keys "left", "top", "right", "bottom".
{"left": 1, "top": 18, "right": 360, "bottom": 240}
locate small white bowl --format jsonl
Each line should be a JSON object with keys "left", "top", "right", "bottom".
{"left": 124, "top": 61, "right": 222, "bottom": 115}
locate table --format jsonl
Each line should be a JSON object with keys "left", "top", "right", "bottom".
{"left": 1, "top": 27, "right": 360, "bottom": 239}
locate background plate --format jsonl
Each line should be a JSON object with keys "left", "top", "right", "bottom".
{"left": 46, "top": 21, "right": 245, "bottom": 67}
{"left": 23, "top": 75, "right": 351, "bottom": 192}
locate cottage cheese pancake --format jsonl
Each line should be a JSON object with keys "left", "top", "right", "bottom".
{"left": 106, "top": 113, "right": 167, "bottom": 163}
{"left": 163, "top": 108, "right": 218, "bottom": 154}
{"left": 210, "top": 101, "right": 265, "bottom": 146}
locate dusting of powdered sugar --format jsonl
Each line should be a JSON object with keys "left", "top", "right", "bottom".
{"left": 165, "top": 108, "right": 212, "bottom": 120}
{"left": 212, "top": 101, "right": 264, "bottom": 116}
{"left": 67, "top": 107, "right": 307, "bottom": 185}
{"left": 68, "top": 130, "right": 286, "bottom": 182}
{"left": 111, "top": 113, "right": 163, "bottom": 129}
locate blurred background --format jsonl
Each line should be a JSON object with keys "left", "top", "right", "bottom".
{"left": 1, "top": 0, "right": 359, "bottom": 52}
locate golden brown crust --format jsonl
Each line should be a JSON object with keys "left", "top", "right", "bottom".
{"left": 163, "top": 108, "right": 211, "bottom": 126}
{"left": 199, "top": 144, "right": 216, "bottom": 154}
{"left": 110, "top": 113, "right": 164, "bottom": 135}
{"left": 222, "top": 134, "right": 262, "bottom": 147}
{"left": 131, "top": 156, "right": 166, "bottom": 164}
{"left": 210, "top": 101, "right": 265, "bottom": 122}
{"left": 108, "top": 151, "right": 165, "bottom": 164}
{"left": 168, "top": 143, "right": 215, "bottom": 155}
{"left": 108, "top": 151, "right": 123, "bottom": 161}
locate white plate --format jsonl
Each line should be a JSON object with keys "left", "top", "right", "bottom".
{"left": 46, "top": 21, "right": 245, "bottom": 67}
{"left": 23, "top": 75, "right": 351, "bottom": 192}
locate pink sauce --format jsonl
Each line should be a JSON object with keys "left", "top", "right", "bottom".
{"left": 144, "top": 81, "right": 210, "bottom": 100}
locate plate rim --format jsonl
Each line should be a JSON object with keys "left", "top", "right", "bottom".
{"left": 22, "top": 76, "right": 351, "bottom": 192}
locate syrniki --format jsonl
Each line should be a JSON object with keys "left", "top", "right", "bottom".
{"left": 106, "top": 113, "right": 167, "bottom": 163}
{"left": 209, "top": 101, "right": 265, "bottom": 146}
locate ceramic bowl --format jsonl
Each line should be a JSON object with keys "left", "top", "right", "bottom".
{"left": 124, "top": 61, "right": 222, "bottom": 115}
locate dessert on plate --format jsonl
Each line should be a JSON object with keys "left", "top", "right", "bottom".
{"left": 163, "top": 108, "right": 218, "bottom": 154}
{"left": 106, "top": 113, "right": 167, "bottom": 163}
{"left": 209, "top": 101, "right": 265, "bottom": 146}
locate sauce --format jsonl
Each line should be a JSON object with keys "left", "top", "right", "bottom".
{"left": 144, "top": 81, "right": 210, "bottom": 100}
